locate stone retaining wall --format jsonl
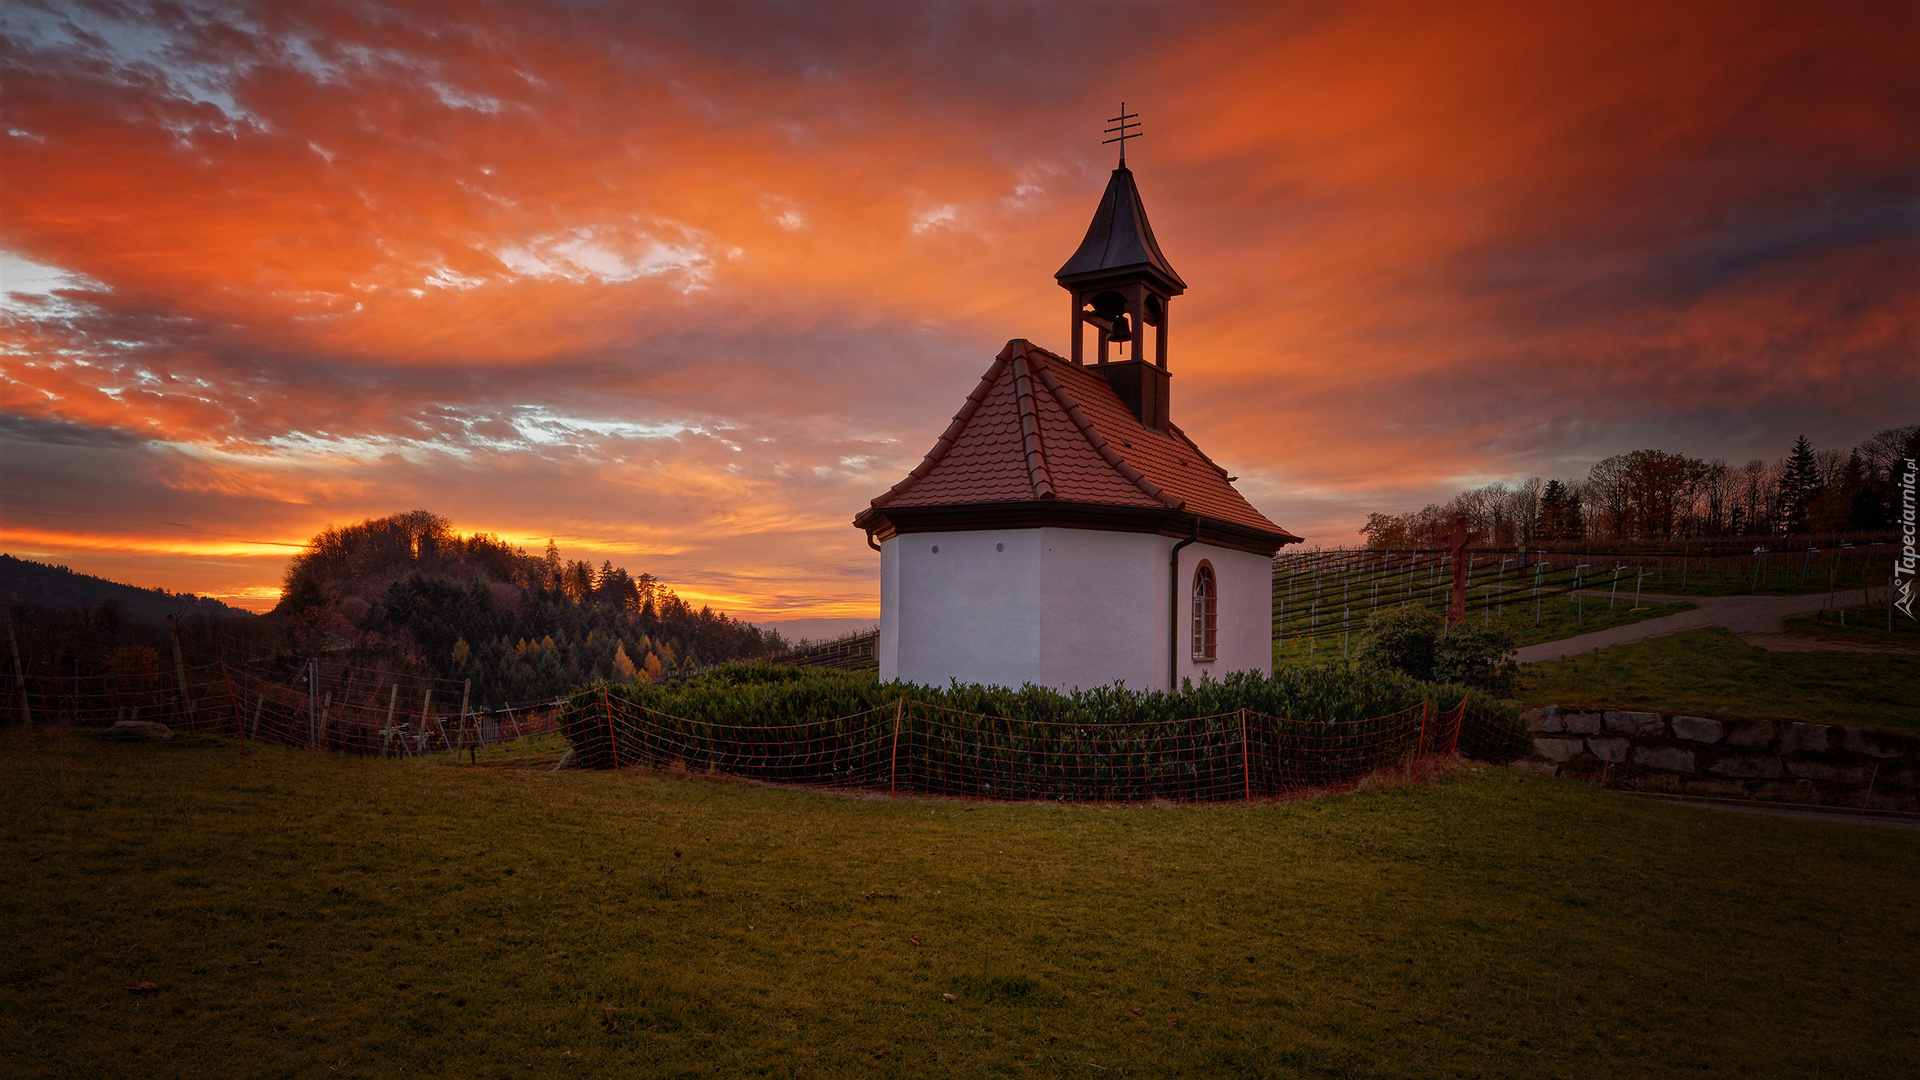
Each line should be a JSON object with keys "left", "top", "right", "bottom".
{"left": 1517, "top": 706, "right": 1920, "bottom": 811}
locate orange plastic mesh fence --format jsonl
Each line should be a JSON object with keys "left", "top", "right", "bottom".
{"left": 580, "top": 692, "right": 1492, "bottom": 803}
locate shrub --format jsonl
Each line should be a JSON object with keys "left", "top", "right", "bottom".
{"left": 1355, "top": 607, "right": 1442, "bottom": 681}
{"left": 1434, "top": 621, "right": 1519, "bottom": 697}
{"left": 1356, "top": 607, "right": 1518, "bottom": 697}
{"left": 558, "top": 661, "right": 1530, "bottom": 793}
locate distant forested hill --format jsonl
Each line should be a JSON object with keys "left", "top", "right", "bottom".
{"left": 274, "top": 510, "right": 784, "bottom": 705}
{"left": 0, "top": 554, "right": 253, "bottom": 623}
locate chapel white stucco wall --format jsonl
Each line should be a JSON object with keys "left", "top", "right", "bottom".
{"left": 1174, "top": 541, "right": 1274, "bottom": 688}
{"left": 879, "top": 527, "right": 1274, "bottom": 692}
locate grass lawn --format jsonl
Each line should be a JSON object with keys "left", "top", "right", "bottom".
{"left": 1518, "top": 627, "right": 1920, "bottom": 737}
{"left": 1786, "top": 603, "right": 1920, "bottom": 647}
{"left": 5, "top": 730, "right": 1919, "bottom": 1078}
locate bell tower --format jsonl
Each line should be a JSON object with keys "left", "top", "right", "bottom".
{"left": 1055, "top": 105, "right": 1186, "bottom": 432}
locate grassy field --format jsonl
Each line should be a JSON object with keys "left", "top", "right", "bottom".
{"left": 5, "top": 730, "right": 1919, "bottom": 1078}
{"left": 1518, "top": 627, "right": 1920, "bottom": 736}
{"left": 1786, "top": 603, "right": 1919, "bottom": 646}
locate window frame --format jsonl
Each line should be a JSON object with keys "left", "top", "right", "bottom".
{"left": 1190, "top": 560, "right": 1218, "bottom": 662}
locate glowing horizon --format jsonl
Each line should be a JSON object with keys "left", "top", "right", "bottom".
{"left": 3, "top": 1, "right": 1915, "bottom": 621}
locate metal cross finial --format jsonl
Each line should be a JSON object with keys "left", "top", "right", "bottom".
{"left": 1102, "top": 103, "right": 1140, "bottom": 164}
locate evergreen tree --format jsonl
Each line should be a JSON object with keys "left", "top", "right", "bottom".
{"left": 1777, "top": 435, "right": 1820, "bottom": 534}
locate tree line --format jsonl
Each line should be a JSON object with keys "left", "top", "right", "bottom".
{"left": 275, "top": 510, "right": 785, "bottom": 705}
{"left": 1360, "top": 424, "right": 1918, "bottom": 549}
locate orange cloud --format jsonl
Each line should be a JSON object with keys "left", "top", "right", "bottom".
{"left": 3, "top": 1, "right": 1914, "bottom": 617}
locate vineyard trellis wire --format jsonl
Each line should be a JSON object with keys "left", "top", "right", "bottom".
{"left": 0, "top": 656, "right": 565, "bottom": 758}
{"left": 4, "top": 648, "right": 1520, "bottom": 804}
{"left": 1273, "top": 537, "right": 1905, "bottom": 657}
{"left": 560, "top": 689, "right": 1512, "bottom": 804}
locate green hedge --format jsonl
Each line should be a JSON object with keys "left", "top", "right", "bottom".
{"left": 559, "top": 664, "right": 1528, "bottom": 799}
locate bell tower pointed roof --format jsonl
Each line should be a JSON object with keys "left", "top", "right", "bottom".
{"left": 1054, "top": 165, "right": 1187, "bottom": 295}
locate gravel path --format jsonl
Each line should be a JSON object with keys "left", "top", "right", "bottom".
{"left": 1514, "top": 588, "right": 1885, "bottom": 664}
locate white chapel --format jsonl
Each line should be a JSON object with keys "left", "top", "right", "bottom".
{"left": 853, "top": 157, "right": 1302, "bottom": 692}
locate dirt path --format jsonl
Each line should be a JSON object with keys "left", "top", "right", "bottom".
{"left": 1514, "top": 588, "right": 1888, "bottom": 663}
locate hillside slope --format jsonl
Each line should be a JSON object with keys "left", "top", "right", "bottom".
{"left": 0, "top": 554, "right": 252, "bottom": 623}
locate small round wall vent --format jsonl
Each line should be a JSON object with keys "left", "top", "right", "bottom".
{"left": 931, "top": 545, "right": 939, "bottom": 553}
{"left": 996, "top": 543, "right": 1005, "bottom": 552}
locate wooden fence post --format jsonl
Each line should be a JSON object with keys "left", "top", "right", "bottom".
{"left": 167, "top": 617, "right": 195, "bottom": 727}
{"left": 601, "top": 685, "right": 619, "bottom": 770}
{"left": 306, "top": 659, "right": 320, "bottom": 747}
{"left": 889, "top": 697, "right": 905, "bottom": 793}
{"left": 6, "top": 605, "right": 32, "bottom": 727}
{"left": 418, "top": 688, "right": 434, "bottom": 756}
{"left": 317, "top": 692, "right": 331, "bottom": 749}
{"left": 383, "top": 684, "right": 399, "bottom": 755}
{"left": 249, "top": 692, "right": 264, "bottom": 742}
{"left": 220, "top": 663, "right": 243, "bottom": 745}
{"left": 459, "top": 679, "right": 473, "bottom": 763}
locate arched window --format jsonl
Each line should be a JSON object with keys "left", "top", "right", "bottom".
{"left": 1191, "top": 561, "right": 1217, "bottom": 661}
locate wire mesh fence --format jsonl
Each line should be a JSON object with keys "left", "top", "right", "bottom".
{"left": 1273, "top": 537, "right": 1904, "bottom": 655}
{"left": 561, "top": 689, "right": 1515, "bottom": 804}
{"left": 2, "top": 657, "right": 564, "bottom": 758}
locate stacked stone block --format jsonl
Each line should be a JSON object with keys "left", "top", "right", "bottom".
{"left": 1518, "top": 706, "right": 1919, "bottom": 812}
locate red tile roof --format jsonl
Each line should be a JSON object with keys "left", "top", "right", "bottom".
{"left": 859, "top": 340, "right": 1298, "bottom": 545}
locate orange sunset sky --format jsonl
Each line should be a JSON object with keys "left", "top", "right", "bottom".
{"left": 3, "top": 1, "right": 1917, "bottom": 629}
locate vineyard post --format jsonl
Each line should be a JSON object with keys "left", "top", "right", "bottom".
{"left": 1801, "top": 543, "right": 1813, "bottom": 586}
{"left": 508, "top": 705, "right": 528, "bottom": 752}
{"left": 1239, "top": 707, "right": 1251, "bottom": 804}
{"left": 220, "top": 663, "right": 243, "bottom": 746}
{"left": 249, "top": 692, "right": 264, "bottom": 741}
{"left": 167, "top": 617, "right": 195, "bottom": 728}
{"left": 306, "top": 658, "right": 319, "bottom": 747}
{"left": 1534, "top": 562, "right": 1544, "bottom": 626}
{"left": 460, "top": 679, "right": 473, "bottom": 763}
{"left": 1417, "top": 699, "right": 1431, "bottom": 764}
{"left": 1860, "top": 762, "right": 1880, "bottom": 822}
{"left": 1609, "top": 565, "right": 1621, "bottom": 610}
{"left": 5, "top": 605, "right": 31, "bottom": 727}
{"left": 601, "top": 684, "right": 619, "bottom": 770}
{"left": 889, "top": 696, "right": 905, "bottom": 793}
{"left": 383, "top": 684, "right": 398, "bottom": 755}
{"left": 1633, "top": 566, "right": 1644, "bottom": 608}
{"left": 418, "top": 688, "right": 434, "bottom": 756}
{"left": 317, "top": 691, "right": 331, "bottom": 749}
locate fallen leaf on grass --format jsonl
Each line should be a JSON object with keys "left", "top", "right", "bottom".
{"left": 1166, "top": 1015, "right": 1180, "bottom": 1026}
{"left": 1128, "top": 1007, "right": 1141, "bottom": 1016}
{"left": 941, "top": 993, "right": 955, "bottom": 1001}
{"left": 125, "top": 982, "right": 159, "bottom": 993}
{"left": 872, "top": 1048, "right": 890, "bottom": 1058}
{"left": 909, "top": 936, "right": 921, "bottom": 946}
